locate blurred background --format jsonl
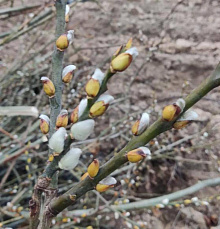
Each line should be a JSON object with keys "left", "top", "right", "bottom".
{"left": 0, "top": 0, "right": 220, "bottom": 228}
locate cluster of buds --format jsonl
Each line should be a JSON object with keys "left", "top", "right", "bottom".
{"left": 85, "top": 68, "right": 105, "bottom": 98}
{"left": 62, "top": 65, "right": 76, "bottom": 83}
{"left": 110, "top": 38, "right": 138, "bottom": 73}
{"left": 173, "top": 110, "right": 198, "bottom": 129}
{"left": 96, "top": 177, "right": 117, "bottom": 192}
{"left": 41, "top": 77, "right": 55, "bottom": 98}
{"left": 162, "top": 98, "right": 185, "bottom": 122}
{"left": 38, "top": 37, "right": 141, "bottom": 198}
{"left": 56, "top": 30, "right": 74, "bottom": 51}
{"left": 126, "top": 147, "right": 151, "bottom": 163}
{"left": 89, "top": 94, "right": 114, "bottom": 118}
{"left": 87, "top": 159, "right": 100, "bottom": 178}
{"left": 39, "top": 114, "right": 50, "bottom": 134}
{"left": 131, "top": 112, "right": 150, "bottom": 136}
{"left": 58, "top": 148, "right": 82, "bottom": 170}
{"left": 48, "top": 127, "right": 66, "bottom": 156}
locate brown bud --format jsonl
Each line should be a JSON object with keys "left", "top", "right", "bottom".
{"left": 41, "top": 77, "right": 55, "bottom": 98}
{"left": 56, "top": 109, "right": 68, "bottom": 128}
{"left": 70, "top": 106, "right": 79, "bottom": 124}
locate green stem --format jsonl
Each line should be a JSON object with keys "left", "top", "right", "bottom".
{"left": 47, "top": 63, "right": 220, "bottom": 215}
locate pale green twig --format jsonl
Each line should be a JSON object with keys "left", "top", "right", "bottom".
{"left": 111, "top": 177, "right": 220, "bottom": 211}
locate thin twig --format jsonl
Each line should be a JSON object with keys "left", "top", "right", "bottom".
{"left": 112, "top": 177, "right": 220, "bottom": 211}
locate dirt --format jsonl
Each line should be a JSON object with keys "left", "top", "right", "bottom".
{"left": 0, "top": 0, "right": 220, "bottom": 228}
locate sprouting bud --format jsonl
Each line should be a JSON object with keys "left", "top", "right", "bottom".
{"left": 162, "top": 105, "right": 177, "bottom": 121}
{"left": 81, "top": 172, "right": 89, "bottom": 181}
{"left": 96, "top": 177, "right": 117, "bottom": 193}
{"left": 56, "top": 109, "right": 68, "bottom": 128}
{"left": 162, "top": 98, "right": 185, "bottom": 122}
{"left": 162, "top": 104, "right": 180, "bottom": 122}
{"left": 58, "top": 148, "right": 82, "bottom": 170}
{"left": 70, "top": 119, "right": 95, "bottom": 140}
{"left": 89, "top": 94, "right": 114, "bottom": 118}
{"left": 87, "top": 159, "right": 99, "bottom": 178}
{"left": 48, "top": 127, "right": 66, "bottom": 156}
{"left": 125, "top": 38, "right": 132, "bottom": 50}
{"left": 62, "top": 65, "right": 76, "bottom": 83}
{"left": 131, "top": 113, "right": 150, "bottom": 136}
{"left": 70, "top": 98, "right": 88, "bottom": 123}
{"left": 41, "top": 77, "right": 55, "bottom": 98}
{"left": 39, "top": 114, "right": 50, "bottom": 134}
{"left": 65, "top": 5, "right": 70, "bottom": 23}
{"left": 126, "top": 147, "right": 151, "bottom": 163}
{"left": 85, "top": 68, "right": 105, "bottom": 98}
{"left": 110, "top": 47, "right": 138, "bottom": 73}
{"left": 173, "top": 110, "right": 198, "bottom": 129}
{"left": 56, "top": 30, "right": 74, "bottom": 51}
{"left": 56, "top": 35, "right": 68, "bottom": 51}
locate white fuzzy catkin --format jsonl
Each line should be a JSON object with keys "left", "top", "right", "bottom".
{"left": 40, "top": 76, "right": 50, "bottom": 82}
{"left": 97, "top": 94, "right": 114, "bottom": 104}
{"left": 177, "top": 110, "right": 198, "bottom": 121}
{"left": 48, "top": 127, "right": 66, "bottom": 153}
{"left": 59, "top": 148, "right": 82, "bottom": 170}
{"left": 65, "top": 5, "right": 70, "bottom": 15}
{"left": 99, "top": 176, "right": 117, "bottom": 185}
{"left": 71, "top": 119, "right": 95, "bottom": 141}
{"left": 125, "top": 47, "right": 139, "bottom": 59}
{"left": 92, "top": 68, "right": 105, "bottom": 85}
{"left": 137, "top": 113, "right": 150, "bottom": 134}
{"left": 39, "top": 114, "right": 50, "bottom": 124}
{"left": 67, "top": 30, "right": 74, "bottom": 44}
{"left": 59, "top": 109, "right": 68, "bottom": 116}
{"left": 78, "top": 99, "right": 88, "bottom": 118}
{"left": 175, "top": 98, "right": 185, "bottom": 111}
{"left": 139, "top": 147, "right": 151, "bottom": 159}
{"left": 62, "top": 65, "right": 76, "bottom": 79}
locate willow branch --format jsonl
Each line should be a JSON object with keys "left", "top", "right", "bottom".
{"left": 45, "top": 63, "right": 220, "bottom": 215}
{"left": 111, "top": 177, "right": 220, "bottom": 211}
{"left": 38, "top": 70, "right": 115, "bottom": 181}
{"left": 29, "top": 1, "right": 66, "bottom": 228}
